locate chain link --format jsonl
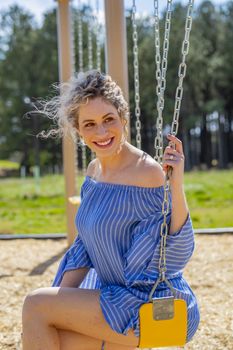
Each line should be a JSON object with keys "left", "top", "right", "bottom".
{"left": 132, "top": 0, "right": 142, "bottom": 149}
{"left": 154, "top": 0, "right": 173, "bottom": 165}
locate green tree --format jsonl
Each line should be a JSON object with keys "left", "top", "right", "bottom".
{"left": 0, "top": 6, "right": 61, "bottom": 173}
{"left": 215, "top": 1, "right": 233, "bottom": 166}
{"left": 0, "top": 5, "right": 37, "bottom": 169}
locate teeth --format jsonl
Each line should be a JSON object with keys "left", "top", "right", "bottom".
{"left": 96, "top": 138, "right": 112, "bottom": 146}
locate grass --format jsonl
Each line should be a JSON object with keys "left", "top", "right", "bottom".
{"left": 0, "top": 175, "right": 83, "bottom": 234}
{"left": 0, "top": 160, "right": 20, "bottom": 170}
{"left": 0, "top": 170, "right": 232, "bottom": 234}
{"left": 184, "top": 169, "right": 233, "bottom": 228}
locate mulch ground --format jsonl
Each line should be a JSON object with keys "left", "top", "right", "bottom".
{"left": 0, "top": 234, "right": 233, "bottom": 350}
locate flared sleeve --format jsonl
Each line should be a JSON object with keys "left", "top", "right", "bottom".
{"left": 123, "top": 187, "right": 195, "bottom": 288}
{"left": 51, "top": 234, "right": 94, "bottom": 287}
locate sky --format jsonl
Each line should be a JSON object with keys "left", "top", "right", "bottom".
{"left": 0, "top": 0, "right": 226, "bottom": 27}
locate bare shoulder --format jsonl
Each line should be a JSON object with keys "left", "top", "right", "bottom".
{"left": 135, "top": 153, "right": 165, "bottom": 188}
{"left": 86, "top": 159, "right": 97, "bottom": 177}
{"left": 85, "top": 149, "right": 165, "bottom": 188}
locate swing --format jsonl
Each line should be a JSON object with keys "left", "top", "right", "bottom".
{"left": 138, "top": 176, "right": 188, "bottom": 348}
{"left": 131, "top": 0, "right": 194, "bottom": 348}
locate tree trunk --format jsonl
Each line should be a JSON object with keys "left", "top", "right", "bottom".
{"left": 218, "top": 113, "right": 228, "bottom": 169}
{"left": 200, "top": 113, "right": 212, "bottom": 168}
{"left": 226, "top": 111, "right": 233, "bottom": 165}
{"left": 183, "top": 128, "right": 191, "bottom": 171}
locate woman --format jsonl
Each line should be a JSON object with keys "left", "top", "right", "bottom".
{"left": 22, "top": 70, "right": 200, "bottom": 350}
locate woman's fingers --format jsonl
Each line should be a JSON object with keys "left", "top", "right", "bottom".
{"left": 167, "top": 134, "right": 183, "bottom": 154}
{"left": 163, "top": 147, "right": 184, "bottom": 161}
{"left": 164, "top": 157, "right": 184, "bottom": 163}
{"left": 162, "top": 135, "right": 185, "bottom": 173}
{"left": 163, "top": 155, "right": 184, "bottom": 164}
{"left": 162, "top": 135, "right": 185, "bottom": 186}
{"left": 164, "top": 147, "right": 180, "bottom": 156}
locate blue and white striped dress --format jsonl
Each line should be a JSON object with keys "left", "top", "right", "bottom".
{"left": 52, "top": 175, "right": 200, "bottom": 342}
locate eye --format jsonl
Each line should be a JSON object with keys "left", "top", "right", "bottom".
{"left": 104, "top": 117, "right": 114, "bottom": 123}
{"left": 84, "top": 122, "right": 95, "bottom": 128}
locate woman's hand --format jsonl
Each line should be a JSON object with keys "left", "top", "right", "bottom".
{"left": 162, "top": 134, "right": 189, "bottom": 234}
{"left": 162, "top": 134, "right": 185, "bottom": 189}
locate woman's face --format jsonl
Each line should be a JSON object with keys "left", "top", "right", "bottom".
{"left": 77, "top": 97, "right": 126, "bottom": 157}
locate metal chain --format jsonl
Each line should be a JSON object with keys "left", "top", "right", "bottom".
{"left": 88, "top": 0, "right": 93, "bottom": 70}
{"left": 96, "top": 0, "right": 101, "bottom": 72}
{"left": 77, "top": 0, "right": 86, "bottom": 171}
{"left": 132, "top": 0, "right": 142, "bottom": 149}
{"left": 77, "top": 0, "right": 83, "bottom": 72}
{"left": 70, "top": 2, "right": 78, "bottom": 179}
{"left": 89, "top": 0, "right": 101, "bottom": 162}
{"left": 90, "top": 0, "right": 101, "bottom": 161}
{"left": 81, "top": 144, "right": 86, "bottom": 172}
{"left": 154, "top": 0, "right": 173, "bottom": 165}
{"left": 171, "top": 0, "right": 194, "bottom": 136}
{"left": 88, "top": 0, "right": 96, "bottom": 161}
{"left": 70, "top": 2, "right": 75, "bottom": 76}
{"left": 158, "top": 176, "right": 170, "bottom": 276}
{"left": 149, "top": 0, "right": 194, "bottom": 300}
{"left": 148, "top": 174, "right": 172, "bottom": 301}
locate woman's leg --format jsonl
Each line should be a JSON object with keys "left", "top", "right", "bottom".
{"left": 58, "top": 329, "right": 103, "bottom": 349}
{"left": 58, "top": 329, "right": 137, "bottom": 350}
{"left": 22, "top": 286, "right": 139, "bottom": 350}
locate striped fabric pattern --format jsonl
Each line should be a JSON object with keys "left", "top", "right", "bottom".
{"left": 52, "top": 176, "right": 200, "bottom": 342}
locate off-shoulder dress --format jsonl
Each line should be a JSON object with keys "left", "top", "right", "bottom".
{"left": 52, "top": 175, "right": 200, "bottom": 342}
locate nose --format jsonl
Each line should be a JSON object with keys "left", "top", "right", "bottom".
{"left": 96, "top": 124, "right": 108, "bottom": 136}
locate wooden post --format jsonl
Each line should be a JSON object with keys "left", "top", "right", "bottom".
{"left": 104, "top": 0, "right": 130, "bottom": 141}
{"left": 57, "top": 0, "right": 77, "bottom": 246}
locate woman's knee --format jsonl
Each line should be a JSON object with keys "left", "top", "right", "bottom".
{"left": 22, "top": 287, "right": 53, "bottom": 321}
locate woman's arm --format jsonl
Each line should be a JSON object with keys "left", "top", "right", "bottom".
{"left": 59, "top": 267, "right": 90, "bottom": 287}
{"left": 170, "top": 185, "right": 189, "bottom": 235}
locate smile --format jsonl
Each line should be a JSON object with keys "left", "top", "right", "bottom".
{"left": 93, "top": 137, "right": 114, "bottom": 148}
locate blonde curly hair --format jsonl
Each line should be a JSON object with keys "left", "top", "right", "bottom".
{"left": 36, "top": 70, "right": 129, "bottom": 143}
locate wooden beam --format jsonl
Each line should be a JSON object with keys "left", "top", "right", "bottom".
{"left": 57, "top": 0, "right": 77, "bottom": 246}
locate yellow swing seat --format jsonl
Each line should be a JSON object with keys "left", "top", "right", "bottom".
{"left": 138, "top": 296, "right": 187, "bottom": 348}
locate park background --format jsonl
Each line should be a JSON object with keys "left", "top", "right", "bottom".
{"left": 0, "top": 0, "right": 233, "bottom": 349}
{"left": 0, "top": 0, "right": 233, "bottom": 234}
